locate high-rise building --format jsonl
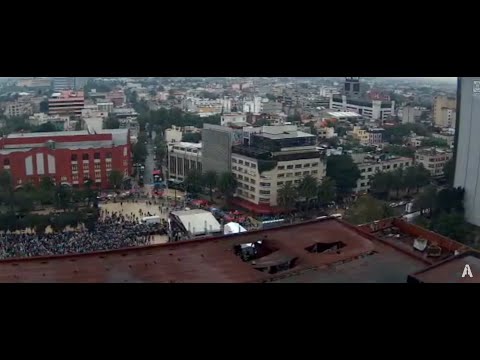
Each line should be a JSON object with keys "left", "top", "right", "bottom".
{"left": 432, "top": 95, "right": 456, "bottom": 128}
{"left": 454, "top": 77, "right": 480, "bottom": 226}
{"left": 344, "top": 77, "right": 361, "bottom": 96}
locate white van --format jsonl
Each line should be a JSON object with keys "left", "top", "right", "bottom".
{"left": 141, "top": 216, "right": 161, "bottom": 225}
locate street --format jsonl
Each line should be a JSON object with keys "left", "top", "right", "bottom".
{"left": 144, "top": 142, "right": 155, "bottom": 186}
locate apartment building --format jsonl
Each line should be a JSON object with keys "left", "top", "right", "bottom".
{"left": 433, "top": 95, "right": 456, "bottom": 128}
{"left": 48, "top": 91, "right": 85, "bottom": 117}
{"left": 231, "top": 126, "right": 326, "bottom": 210}
{"left": 367, "top": 128, "right": 384, "bottom": 145}
{"left": 415, "top": 147, "right": 452, "bottom": 177}
{"left": 168, "top": 142, "right": 202, "bottom": 181}
{"left": 354, "top": 155, "right": 413, "bottom": 193}
{"left": 330, "top": 95, "right": 395, "bottom": 120}
{"left": 4, "top": 101, "right": 33, "bottom": 118}
{"left": 350, "top": 126, "right": 369, "bottom": 145}
{"left": 97, "top": 101, "right": 114, "bottom": 113}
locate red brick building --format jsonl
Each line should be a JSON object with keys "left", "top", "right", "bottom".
{"left": 0, "top": 129, "right": 132, "bottom": 189}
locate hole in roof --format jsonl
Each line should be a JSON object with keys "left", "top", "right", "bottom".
{"left": 252, "top": 256, "right": 298, "bottom": 275}
{"left": 305, "top": 241, "right": 346, "bottom": 254}
{"left": 233, "top": 239, "right": 277, "bottom": 263}
{"left": 41, "top": 261, "right": 49, "bottom": 264}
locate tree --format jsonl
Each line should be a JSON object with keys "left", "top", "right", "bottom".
{"left": 182, "top": 132, "right": 201, "bottom": 143}
{"left": 326, "top": 155, "right": 361, "bottom": 199}
{"left": 444, "top": 158, "right": 455, "bottom": 185}
{"left": 104, "top": 116, "right": 120, "bottom": 129}
{"left": 345, "top": 195, "right": 394, "bottom": 225}
{"left": 40, "top": 176, "right": 55, "bottom": 192}
{"left": 217, "top": 172, "right": 237, "bottom": 202}
{"left": 391, "top": 168, "right": 405, "bottom": 199}
{"left": 32, "top": 122, "right": 57, "bottom": 133}
{"left": 184, "top": 169, "right": 203, "bottom": 195}
{"left": 202, "top": 170, "right": 218, "bottom": 201}
{"left": 265, "top": 94, "right": 277, "bottom": 101}
{"left": 154, "top": 139, "right": 167, "bottom": 165}
{"left": 297, "top": 175, "right": 318, "bottom": 210}
{"left": 108, "top": 170, "right": 124, "bottom": 190}
{"left": 317, "top": 177, "right": 336, "bottom": 207}
{"left": 0, "top": 170, "right": 12, "bottom": 193}
{"left": 277, "top": 183, "right": 297, "bottom": 211}
{"left": 369, "top": 172, "right": 394, "bottom": 200}
{"left": 55, "top": 185, "right": 72, "bottom": 211}
{"left": 132, "top": 138, "right": 148, "bottom": 164}
{"left": 414, "top": 185, "right": 437, "bottom": 215}
{"left": 430, "top": 212, "right": 470, "bottom": 243}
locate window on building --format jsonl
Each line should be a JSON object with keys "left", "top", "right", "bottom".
{"left": 361, "top": 168, "right": 366, "bottom": 173}
{"left": 387, "top": 165, "right": 391, "bottom": 169}
{"left": 245, "top": 161, "right": 250, "bottom": 166}
{"left": 406, "top": 162, "right": 409, "bottom": 166}
{"left": 250, "top": 179, "right": 256, "bottom": 184}
{"left": 251, "top": 163, "right": 256, "bottom": 169}
{"left": 287, "top": 165, "right": 293, "bottom": 169}
{"left": 239, "top": 160, "right": 244, "bottom": 165}
{"left": 428, "top": 164, "right": 434, "bottom": 168}
{"left": 260, "top": 182, "right": 270, "bottom": 187}
{"left": 393, "top": 164, "right": 397, "bottom": 168}
{"left": 249, "top": 194, "right": 255, "bottom": 199}
{"left": 295, "top": 164, "right": 302, "bottom": 169}
{"left": 82, "top": 154, "right": 89, "bottom": 161}
{"left": 278, "top": 166, "right": 285, "bottom": 170}
{"left": 250, "top": 186, "right": 255, "bottom": 191}
{"left": 72, "top": 174, "right": 79, "bottom": 182}
{"left": 106, "top": 152, "right": 112, "bottom": 159}
{"left": 238, "top": 175, "right": 243, "bottom": 180}
{"left": 294, "top": 172, "right": 301, "bottom": 176}
{"left": 375, "top": 166, "right": 380, "bottom": 171}
{"left": 72, "top": 164, "right": 78, "bottom": 172}
{"left": 278, "top": 173, "right": 285, "bottom": 178}
{"left": 400, "top": 163, "right": 404, "bottom": 168}
{"left": 361, "top": 182, "right": 365, "bottom": 187}
{"left": 311, "top": 170, "right": 318, "bottom": 174}
{"left": 71, "top": 154, "right": 78, "bottom": 161}
{"left": 232, "top": 158, "right": 237, "bottom": 163}
{"left": 277, "top": 181, "right": 284, "bottom": 186}
{"left": 94, "top": 153, "right": 101, "bottom": 160}
{"left": 286, "top": 173, "right": 292, "bottom": 177}
{"left": 232, "top": 166, "right": 237, "bottom": 171}
{"left": 95, "top": 171, "right": 101, "bottom": 178}
{"left": 368, "top": 167, "right": 372, "bottom": 172}
{"left": 311, "top": 163, "right": 318, "bottom": 167}
{"left": 94, "top": 163, "right": 101, "bottom": 170}
{"left": 304, "top": 163, "right": 311, "bottom": 168}
{"left": 237, "top": 189, "right": 243, "bottom": 195}
{"left": 286, "top": 180, "right": 293, "bottom": 185}
{"left": 259, "top": 190, "right": 270, "bottom": 195}
{"left": 259, "top": 197, "right": 270, "bottom": 203}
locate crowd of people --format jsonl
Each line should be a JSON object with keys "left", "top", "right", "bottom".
{"left": 0, "top": 209, "right": 168, "bottom": 260}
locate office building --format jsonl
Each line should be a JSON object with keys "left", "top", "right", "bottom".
{"left": 415, "top": 148, "right": 452, "bottom": 178}
{"left": 367, "top": 128, "right": 384, "bottom": 145}
{"left": 231, "top": 125, "right": 326, "bottom": 211}
{"left": 28, "top": 113, "right": 71, "bottom": 131}
{"left": 0, "top": 129, "right": 131, "bottom": 189}
{"left": 167, "top": 142, "right": 202, "bottom": 181}
{"left": 401, "top": 106, "right": 416, "bottom": 124}
{"left": 97, "top": 101, "right": 114, "bottom": 113}
{"left": 433, "top": 95, "right": 456, "bottom": 128}
{"left": 201, "top": 123, "right": 243, "bottom": 174}
{"left": 165, "top": 126, "right": 183, "bottom": 143}
{"left": 53, "top": 78, "right": 75, "bottom": 91}
{"left": 354, "top": 155, "right": 413, "bottom": 193}
{"left": 48, "top": 91, "right": 85, "bottom": 117}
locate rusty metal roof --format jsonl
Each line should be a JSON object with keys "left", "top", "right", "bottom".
{"left": 0, "top": 218, "right": 434, "bottom": 283}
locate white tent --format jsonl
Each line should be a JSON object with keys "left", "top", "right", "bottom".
{"left": 224, "top": 222, "right": 247, "bottom": 235}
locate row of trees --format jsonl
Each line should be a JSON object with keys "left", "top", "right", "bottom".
{"left": 369, "top": 164, "right": 431, "bottom": 200}
{"left": 183, "top": 170, "right": 237, "bottom": 201}
{"left": 277, "top": 176, "right": 336, "bottom": 211}
{"left": 413, "top": 186, "right": 473, "bottom": 244}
